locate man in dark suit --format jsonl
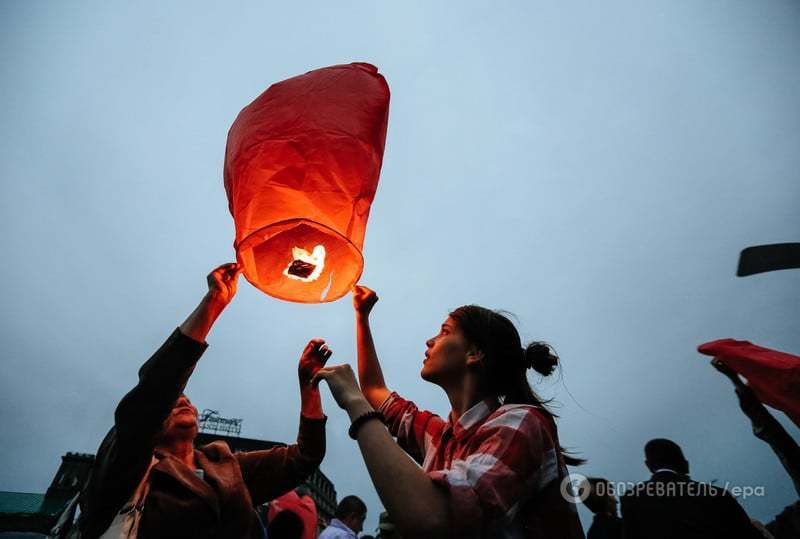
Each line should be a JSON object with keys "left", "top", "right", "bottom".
{"left": 620, "top": 438, "right": 762, "bottom": 539}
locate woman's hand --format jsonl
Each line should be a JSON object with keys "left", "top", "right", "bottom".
{"left": 353, "top": 285, "right": 379, "bottom": 318}
{"left": 299, "top": 339, "right": 333, "bottom": 388}
{"left": 179, "top": 263, "right": 240, "bottom": 343}
{"left": 710, "top": 358, "right": 745, "bottom": 388}
{"left": 298, "top": 339, "right": 330, "bottom": 419}
{"left": 313, "top": 364, "right": 371, "bottom": 416}
{"left": 206, "top": 263, "right": 241, "bottom": 306}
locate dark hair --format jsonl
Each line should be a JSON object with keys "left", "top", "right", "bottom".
{"left": 335, "top": 495, "right": 367, "bottom": 520}
{"left": 581, "top": 477, "right": 613, "bottom": 515}
{"left": 644, "top": 438, "right": 688, "bottom": 474}
{"left": 267, "top": 510, "right": 304, "bottom": 539}
{"left": 449, "top": 305, "right": 584, "bottom": 466}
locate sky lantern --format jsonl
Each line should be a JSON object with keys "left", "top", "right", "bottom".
{"left": 224, "top": 63, "right": 390, "bottom": 303}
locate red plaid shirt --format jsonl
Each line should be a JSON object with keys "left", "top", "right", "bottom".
{"left": 380, "top": 392, "right": 585, "bottom": 539}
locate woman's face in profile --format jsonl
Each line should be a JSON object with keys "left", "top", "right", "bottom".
{"left": 161, "top": 394, "right": 199, "bottom": 436}
{"left": 421, "top": 316, "right": 471, "bottom": 384}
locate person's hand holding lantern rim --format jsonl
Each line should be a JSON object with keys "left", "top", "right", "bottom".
{"left": 180, "top": 262, "right": 331, "bottom": 421}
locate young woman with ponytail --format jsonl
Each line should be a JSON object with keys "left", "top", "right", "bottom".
{"left": 314, "top": 286, "right": 585, "bottom": 539}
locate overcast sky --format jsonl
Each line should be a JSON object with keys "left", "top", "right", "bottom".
{"left": 1, "top": 0, "right": 798, "bottom": 533}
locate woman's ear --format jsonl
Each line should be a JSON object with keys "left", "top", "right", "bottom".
{"left": 465, "top": 346, "right": 485, "bottom": 367}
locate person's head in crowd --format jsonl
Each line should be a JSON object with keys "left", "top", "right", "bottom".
{"left": 267, "top": 509, "right": 304, "bottom": 539}
{"left": 377, "top": 510, "right": 402, "bottom": 538}
{"left": 581, "top": 477, "right": 618, "bottom": 517}
{"left": 335, "top": 495, "right": 367, "bottom": 534}
{"left": 644, "top": 438, "right": 689, "bottom": 474}
{"left": 155, "top": 393, "right": 199, "bottom": 446}
{"left": 427, "top": 306, "right": 583, "bottom": 465}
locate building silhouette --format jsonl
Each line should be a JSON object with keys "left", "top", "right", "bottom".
{"left": 0, "top": 452, "right": 90, "bottom": 535}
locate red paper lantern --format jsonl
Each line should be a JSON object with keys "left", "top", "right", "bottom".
{"left": 224, "top": 63, "right": 390, "bottom": 303}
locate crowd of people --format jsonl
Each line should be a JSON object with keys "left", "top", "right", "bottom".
{"left": 580, "top": 360, "right": 799, "bottom": 539}
{"left": 263, "top": 489, "right": 401, "bottom": 539}
{"left": 70, "top": 262, "right": 797, "bottom": 538}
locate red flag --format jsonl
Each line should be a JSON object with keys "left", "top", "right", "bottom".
{"left": 699, "top": 339, "right": 800, "bottom": 428}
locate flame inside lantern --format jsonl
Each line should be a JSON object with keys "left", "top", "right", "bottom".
{"left": 284, "top": 245, "right": 326, "bottom": 282}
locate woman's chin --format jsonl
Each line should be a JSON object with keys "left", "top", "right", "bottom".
{"left": 172, "top": 419, "right": 199, "bottom": 433}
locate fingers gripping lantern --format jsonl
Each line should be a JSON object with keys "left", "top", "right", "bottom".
{"left": 224, "top": 63, "right": 390, "bottom": 303}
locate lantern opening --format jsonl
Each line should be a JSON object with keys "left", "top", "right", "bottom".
{"left": 284, "top": 245, "right": 326, "bottom": 282}
{"left": 236, "top": 219, "right": 363, "bottom": 303}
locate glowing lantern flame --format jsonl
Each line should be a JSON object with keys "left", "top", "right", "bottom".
{"left": 284, "top": 245, "right": 326, "bottom": 282}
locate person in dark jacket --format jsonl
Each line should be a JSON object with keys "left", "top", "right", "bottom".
{"left": 620, "top": 438, "right": 762, "bottom": 539}
{"left": 77, "top": 263, "right": 329, "bottom": 539}
{"left": 711, "top": 359, "right": 800, "bottom": 539}
{"left": 581, "top": 477, "right": 622, "bottom": 539}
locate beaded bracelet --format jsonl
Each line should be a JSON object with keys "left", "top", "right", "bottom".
{"left": 348, "top": 410, "right": 385, "bottom": 440}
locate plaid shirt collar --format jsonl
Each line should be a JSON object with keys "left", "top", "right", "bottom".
{"left": 446, "top": 397, "right": 502, "bottom": 441}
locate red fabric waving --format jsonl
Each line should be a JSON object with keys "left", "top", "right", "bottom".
{"left": 699, "top": 339, "right": 800, "bottom": 428}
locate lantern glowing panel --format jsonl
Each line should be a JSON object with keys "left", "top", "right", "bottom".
{"left": 224, "top": 63, "right": 390, "bottom": 303}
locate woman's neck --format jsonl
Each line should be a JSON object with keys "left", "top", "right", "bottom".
{"left": 443, "top": 376, "right": 487, "bottom": 421}
{"left": 156, "top": 439, "right": 196, "bottom": 469}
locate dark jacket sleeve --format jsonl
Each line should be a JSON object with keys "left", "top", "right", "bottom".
{"left": 78, "top": 329, "right": 207, "bottom": 538}
{"left": 236, "top": 414, "right": 326, "bottom": 506}
{"left": 736, "top": 386, "right": 800, "bottom": 497}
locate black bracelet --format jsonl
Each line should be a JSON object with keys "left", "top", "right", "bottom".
{"left": 348, "top": 410, "right": 385, "bottom": 440}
